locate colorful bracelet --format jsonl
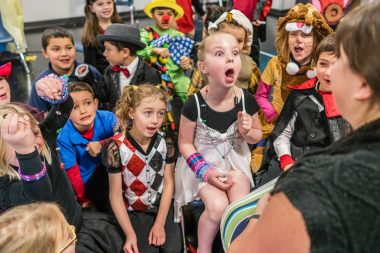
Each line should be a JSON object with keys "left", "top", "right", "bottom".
{"left": 18, "top": 162, "right": 47, "bottom": 182}
{"left": 186, "top": 152, "right": 215, "bottom": 182}
{"left": 40, "top": 74, "right": 69, "bottom": 104}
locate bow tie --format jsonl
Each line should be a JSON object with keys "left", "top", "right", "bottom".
{"left": 112, "top": 65, "right": 130, "bottom": 78}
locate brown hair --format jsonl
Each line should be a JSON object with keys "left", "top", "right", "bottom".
{"left": 68, "top": 81, "right": 95, "bottom": 99}
{"left": 107, "top": 41, "right": 138, "bottom": 56}
{"left": 313, "top": 33, "right": 335, "bottom": 66}
{"left": 82, "top": 0, "right": 123, "bottom": 47}
{"left": 0, "top": 203, "right": 72, "bottom": 253}
{"left": 335, "top": 1, "right": 380, "bottom": 100}
{"left": 41, "top": 27, "right": 74, "bottom": 50}
{"left": 0, "top": 104, "right": 51, "bottom": 180}
{"left": 115, "top": 84, "right": 167, "bottom": 131}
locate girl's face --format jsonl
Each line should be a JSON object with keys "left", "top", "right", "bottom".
{"left": 220, "top": 26, "right": 246, "bottom": 52}
{"left": 0, "top": 77, "right": 11, "bottom": 105}
{"left": 288, "top": 30, "right": 314, "bottom": 65}
{"left": 152, "top": 8, "right": 175, "bottom": 31}
{"left": 199, "top": 34, "right": 241, "bottom": 88}
{"left": 316, "top": 51, "right": 336, "bottom": 93}
{"left": 129, "top": 96, "right": 166, "bottom": 141}
{"left": 90, "top": 0, "right": 114, "bottom": 21}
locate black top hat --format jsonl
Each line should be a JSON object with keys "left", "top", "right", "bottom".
{"left": 97, "top": 24, "right": 146, "bottom": 50}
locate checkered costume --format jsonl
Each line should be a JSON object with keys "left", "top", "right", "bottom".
{"left": 106, "top": 131, "right": 173, "bottom": 211}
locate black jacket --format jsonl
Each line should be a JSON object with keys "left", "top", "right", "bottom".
{"left": 94, "top": 57, "right": 162, "bottom": 110}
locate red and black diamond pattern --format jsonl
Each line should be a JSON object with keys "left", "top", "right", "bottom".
{"left": 115, "top": 132, "right": 167, "bottom": 211}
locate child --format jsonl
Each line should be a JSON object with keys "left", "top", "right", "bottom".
{"left": 188, "top": 9, "right": 261, "bottom": 96}
{"left": 138, "top": 0, "right": 194, "bottom": 129}
{"left": 93, "top": 23, "right": 162, "bottom": 110}
{"left": 0, "top": 203, "right": 76, "bottom": 253}
{"left": 0, "top": 76, "right": 124, "bottom": 252}
{"left": 259, "top": 34, "right": 351, "bottom": 182}
{"left": 251, "top": 3, "right": 333, "bottom": 172}
{"left": 57, "top": 81, "right": 117, "bottom": 211}
{"left": 82, "top": 0, "right": 123, "bottom": 73}
{"left": 28, "top": 26, "right": 102, "bottom": 113}
{"left": 0, "top": 62, "right": 12, "bottom": 105}
{"left": 175, "top": 32, "right": 262, "bottom": 253}
{"left": 103, "top": 84, "right": 182, "bottom": 253}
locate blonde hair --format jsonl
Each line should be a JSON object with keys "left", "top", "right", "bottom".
{"left": 0, "top": 104, "right": 51, "bottom": 180}
{"left": 197, "top": 31, "right": 236, "bottom": 62}
{"left": 115, "top": 84, "right": 167, "bottom": 132}
{"left": 0, "top": 202, "right": 71, "bottom": 253}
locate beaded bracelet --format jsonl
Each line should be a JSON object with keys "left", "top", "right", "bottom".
{"left": 40, "top": 74, "right": 69, "bottom": 104}
{"left": 186, "top": 152, "right": 215, "bottom": 182}
{"left": 18, "top": 162, "right": 47, "bottom": 182}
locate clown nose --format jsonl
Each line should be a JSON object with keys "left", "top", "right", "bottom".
{"left": 162, "top": 14, "right": 170, "bottom": 22}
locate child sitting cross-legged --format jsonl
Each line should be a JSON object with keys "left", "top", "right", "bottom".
{"left": 57, "top": 81, "right": 117, "bottom": 212}
{"left": 103, "top": 84, "right": 182, "bottom": 253}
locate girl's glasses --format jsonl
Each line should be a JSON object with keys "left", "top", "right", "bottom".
{"left": 58, "top": 225, "right": 77, "bottom": 253}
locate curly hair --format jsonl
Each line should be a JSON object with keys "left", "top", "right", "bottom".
{"left": 115, "top": 84, "right": 168, "bottom": 132}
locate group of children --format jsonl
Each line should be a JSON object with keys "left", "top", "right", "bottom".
{"left": 0, "top": 1, "right": 352, "bottom": 253}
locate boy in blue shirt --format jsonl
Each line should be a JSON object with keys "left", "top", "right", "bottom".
{"left": 57, "top": 81, "right": 116, "bottom": 212}
{"left": 29, "top": 27, "right": 102, "bottom": 113}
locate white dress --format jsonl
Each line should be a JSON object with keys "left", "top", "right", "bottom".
{"left": 174, "top": 89, "right": 254, "bottom": 221}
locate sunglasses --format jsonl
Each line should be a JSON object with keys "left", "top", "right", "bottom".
{"left": 58, "top": 225, "right": 77, "bottom": 253}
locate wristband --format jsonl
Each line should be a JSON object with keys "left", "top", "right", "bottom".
{"left": 40, "top": 74, "right": 69, "bottom": 104}
{"left": 186, "top": 152, "right": 214, "bottom": 182}
{"left": 18, "top": 162, "right": 47, "bottom": 182}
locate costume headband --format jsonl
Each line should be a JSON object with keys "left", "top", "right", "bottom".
{"left": 285, "top": 22, "right": 313, "bottom": 34}
{"left": 208, "top": 9, "right": 253, "bottom": 47}
{"left": 0, "top": 62, "right": 12, "bottom": 79}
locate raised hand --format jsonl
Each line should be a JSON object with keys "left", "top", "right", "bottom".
{"left": 1, "top": 113, "right": 36, "bottom": 154}
{"left": 35, "top": 76, "right": 63, "bottom": 100}
{"left": 179, "top": 56, "right": 192, "bottom": 70}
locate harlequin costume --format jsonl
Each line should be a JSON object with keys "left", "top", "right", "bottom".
{"left": 104, "top": 131, "right": 183, "bottom": 253}
{"left": 251, "top": 3, "right": 333, "bottom": 172}
{"left": 255, "top": 78, "right": 351, "bottom": 187}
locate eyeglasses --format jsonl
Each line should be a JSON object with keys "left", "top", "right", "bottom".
{"left": 58, "top": 225, "right": 77, "bottom": 253}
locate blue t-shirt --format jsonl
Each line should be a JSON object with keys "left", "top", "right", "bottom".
{"left": 57, "top": 110, "right": 116, "bottom": 183}
{"left": 29, "top": 61, "right": 101, "bottom": 112}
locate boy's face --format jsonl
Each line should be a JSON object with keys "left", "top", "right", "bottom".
{"left": 42, "top": 37, "right": 75, "bottom": 76}
{"left": 199, "top": 34, "right": 241, "bottom": 88}
{"left": 89, "top": 0, "right": 114, "bottom": 21}
{"left": 0, "top": 76, "right": 11, "bottom": 105}
{"left": 103, "top": 41, "right": 126, "bottom": 66}
{"left": 288, "top": 30, "right": 314, "bottom": 65}
{"left": 317, "top": 51, "right": 336, "bottom": 93}
{"left": 152, "top": 8, "right": 175, "bottom": 31}
{"left": 69, "top": 90, "right": 98, "bottom": 132}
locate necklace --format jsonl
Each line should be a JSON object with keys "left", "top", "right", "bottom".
{"left": 202, "top": 87, "right": 239, "bottom": 159}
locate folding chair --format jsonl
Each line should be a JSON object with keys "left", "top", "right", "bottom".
{"left": 115, "top": 0, "right": 135, "bottom": 25}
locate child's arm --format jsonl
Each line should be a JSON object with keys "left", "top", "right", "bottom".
{"left": 237, "top": 112, "right": 263, "bottom": 144}
{"left": 149, "top": 162, "right": 174, "bottom": 246}
{"left": 273, "top": 113, "right": 297, "bottom": 171}
{"left": 179, "top": 115, "right": 232, "bottom": 189}
{"left": 109, "top": 172, "right": 139, "bottom": 253}
{"left": 138, "top": 28, "right": 171, "bottom": 60}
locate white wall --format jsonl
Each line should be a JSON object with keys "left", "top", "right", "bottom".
{"left": 20, "top": 0, "right": 151, "bottom": 23}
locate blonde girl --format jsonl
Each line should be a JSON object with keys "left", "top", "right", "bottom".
{"left": 188, "top": 9, "right": 261, "bottom": 96}
{"left": 105, "top": 84, "right": 182, "bottom": 253}
{"left": 0, "top": 203, "right": 76, "bottom": 253}
{"left": 82, "top": 0, "right": 123, "bottom": 73}
{"left": 175, "top": 32, "right": 262, "bottom": 253}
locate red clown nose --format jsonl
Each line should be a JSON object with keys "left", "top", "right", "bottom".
{"left": 162, "top": 14, "right": 170, "bottom": 22}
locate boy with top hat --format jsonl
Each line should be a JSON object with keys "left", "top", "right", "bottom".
{"left": 138, "top": 0, "right": 194, "bottom": 130}
{"left": 84, "top": 24, "right": 161, "bottom": 111}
